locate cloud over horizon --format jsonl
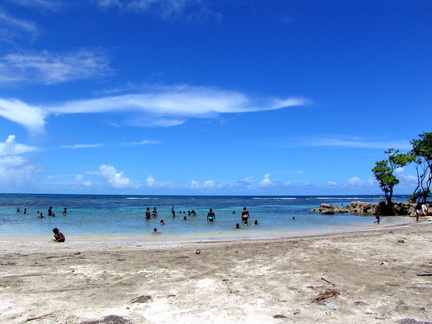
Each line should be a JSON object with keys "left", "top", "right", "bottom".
{"left": 0, "top": 85, "right": 309, "bottom": 134}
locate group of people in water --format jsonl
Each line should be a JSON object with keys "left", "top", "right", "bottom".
{"left": 150, "top": 206, "right": 259, "bottom": 234}
{"left": 16, "top": 206, "right": 67, "bottom": 242}
{"left": 17, "top": 206, "right": 68, "bottom": 219}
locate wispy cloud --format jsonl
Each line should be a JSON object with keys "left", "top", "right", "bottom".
{"left": 307, "top": 137, "right": 411, "bottom": 150}
{"left": 95, "top": 0, "right": 222, "bottom": 23}
{"left": 62, "top": 141, "right": 159, "bottom": 149}
{"left": 280, "top": 136, "right": 412, "bottom": 150}
{"left": 6, "top": 0, "right": 65, "bottom": 12}
{"left": 120, "top": 140, "right": 160, "bottom": 146}
{"left": 61, "top": 144, "right": 105, "bottom": 149}
{"left": 0, "top": 49, "right": 112, "bottom": 85}
{"left": 0, "top": 85, "right": 309, "bottom": 134}
{"left": 0, "top": 8, "right": 39, "bottom": 41}
{"left": 47, "top": 85, "right": 308, "bottom": 115}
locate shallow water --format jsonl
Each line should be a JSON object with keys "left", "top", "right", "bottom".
{"left": 0, "top": 194, "right": 412, "bottom": 242}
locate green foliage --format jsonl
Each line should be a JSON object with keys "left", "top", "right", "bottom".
{"left": 372, "top": 149, "right": 414, "bottom": 204}
{"left": 373, "top": 132, "right": 432, "bottom": 204}
{"left": 410, "top": 132, "right": 432, "bottom": 203}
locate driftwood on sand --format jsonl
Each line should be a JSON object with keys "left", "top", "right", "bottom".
{"left": 311, "top": 289, "right": 340, "bottom": 303}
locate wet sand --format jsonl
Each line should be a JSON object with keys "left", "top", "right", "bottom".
{"left": 1, "top": 219, "right": 432, "bottom": 323}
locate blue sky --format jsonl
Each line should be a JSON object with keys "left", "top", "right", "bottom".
{"left": 0, "top": 0, "right": 430, "bottom": 195}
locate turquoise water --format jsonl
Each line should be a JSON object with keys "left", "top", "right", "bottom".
{"left": 0, "top": 194, "right": 412, "bottom": 242}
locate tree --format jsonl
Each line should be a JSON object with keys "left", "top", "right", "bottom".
{"left": 372, "top": 149, "right": 414, "bottom": 204}
{"left": 410, "top": 132, "right": 432, "bottom": 203}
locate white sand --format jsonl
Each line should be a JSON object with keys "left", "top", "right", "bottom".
{"left": 1, "top": 220, "right": 432, "bottom": 324}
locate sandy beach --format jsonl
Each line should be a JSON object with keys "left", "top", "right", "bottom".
{"left": 1, "top": 220, "right": 432, "bottom": 324}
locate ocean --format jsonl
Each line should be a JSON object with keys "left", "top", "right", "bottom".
{"left": 0, "top": 194, "right": 412, "bottom": 242}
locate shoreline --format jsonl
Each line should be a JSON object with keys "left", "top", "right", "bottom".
{"left": 2, "top": 220, "right": 432, "bottom": 323}
{"left": 0, "top": 215, "right": 417, "bottom": 244}
{"left": 0, "top": 216, "right": 418, "bottom": 243}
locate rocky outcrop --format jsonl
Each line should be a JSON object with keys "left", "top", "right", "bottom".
{"left": 309, "top": 201, "right": 424, "bottom": 216}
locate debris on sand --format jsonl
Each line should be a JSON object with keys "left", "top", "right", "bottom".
{"left": 129, "top": 295, "right": 152, "bottom": 303}
{"left": 311, "top": 289, "right": 340, "bottom": 303}
{"left": 81, "top": 315, "right": 132, "bottom": 324}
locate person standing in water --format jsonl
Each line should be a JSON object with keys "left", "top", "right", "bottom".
{"left": 207, "top": 209, "right": 215, "bottom": 222}
{"left": 145, "top": 207, "right": 151, "bottom": 220}
{"left": 241, "top": 207, "right": 249, "bottom": 225}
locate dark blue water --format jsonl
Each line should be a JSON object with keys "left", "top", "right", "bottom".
{"left": 0, "top": 194, "right": 411, "bottom": 241}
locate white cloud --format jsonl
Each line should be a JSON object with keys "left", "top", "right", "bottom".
{"left": 0, "top": 135, "right": 40, "bottom": 155}
{"left": 76, "top": 165, "right": 140, "bottom": 189}
{"left": 0, "top": 98, "right": 47, "bottom": 135}
{"left": 346, "top": 176, "right": 374, "bottom": 188}
{"left": 146, "top": 175, "right": 157, "bottom": 186}
{"left": 203, "top": 180, "right": 215, "bottom": 188}
{"left": 46, "top": 86, "right": 308, "bottom": 122}
{"left": 0, "top": 137, "right": 43, "bottom": 188}
{"left": 260, "top": 173, "right": 271, "bottom": 186}
{"left": 47, "top": 86, "right": 307, "bottom": 115}
{"left": 61, "top": 144, "right": 105, "bottom": 149}
{"left": 98, "top": 164, "right": 139, "bottom": 189}
{"left": 0, "top": 155, "right": 40, "bottom": 187}
{"left": 346, "top": 177, "right": 362, "bottom": 186}
{"left": 0, "top": 85, "right": 308, "bottom": 133}
{"left": 395, "top": 167, "right": 404, "bottom": 174}
{"left": 187, "top": 180, "right": 199, "bottom": 189}
{"left": 120, "top": 140, "right": 160, "bottom": 146}
{"left": 0, "top": 135, "right": 42, "bottom": 189}
{"left": 399, "top": 174, "right": 417, "bottom": 183}
{"left": 0, "top": 50, "right": 111, "bottom": 85}
{"left": 186, "top": 179, "right": 220, "bottom": 190}
{"left": 76, "top": 174, "right": 93, "bottom": 187}
{"left": 328, "top": 181, "right": 338, "bottom": 186}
